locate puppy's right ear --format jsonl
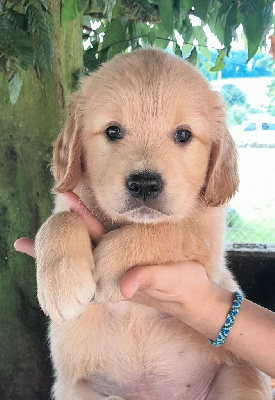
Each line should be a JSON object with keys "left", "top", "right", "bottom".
{"left": 52, "top": 91, "right": 83, "bottom": 193}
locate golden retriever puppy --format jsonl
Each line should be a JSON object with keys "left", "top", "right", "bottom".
{"left": 35, "top": 48, "right": 272, "bottom": 400}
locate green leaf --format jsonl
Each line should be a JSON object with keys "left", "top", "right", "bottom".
{"left": 112, "top": 0, "right": 122, "bottom": 19}
{"left": 8, "top": 73, "right": 23, "bottom": 105}
{"left": 210, "top": 48, "right": 227, "bottom": 71}
{"left": 83, "top": 14, "right": 91, "bottom": 26}
{"left": 263, "top": 0, "right": 273, "bottom": 36}
{"left": 62, "top": 0, "right": 89, "bottom": 28}
{"left": 136, "top": 22, "right": 150, "bottom": 37}
{"left": 224, "top": 2, "right": 237, "bottom": 50}
{"left": 182, "top": 42, "right": 193, "bottom": 55}
{"left": 214, "top": 15, "right": 225, "bottom": 44}
{"left": 101, "top": 18, "right": 126, "bottom": 58}
{"left": 83, "top": 44, "right": 100, "bottom": 71}
{"left": 155, "top": 24, "right": 170, "bottom": 49}
{"left": 104, "top": 0, "right": 117, "bottom": 22}
{"left": 200, "top": 45, "right": 211, "bottom": 61}
{"left": 174, "top": 43, "right": 183, "bottom": 58}
{"left": 95, "top": 0, "right": 105, "bottom": 8}
{"left": 148, "top": 29, "right": 157, "bottom": 45}
{"left": 186, "top": 46, "right": 198, "bottom": 66}
{"left": 193, "top": 26, "right": 207, "bottom": 46}
{"left": 218, "top": 0, "right": 233, "bottom": 16}
{"left": 241, "top": 0, "right": 265, "bottom": 61}
{"left": 158, "top": 0, "right": 173, "bottom": 36}
{"left": 207, "top": 0, "right": 221, "bottom": 34}
{"left": 179, "top": 0, "right": 193, "bottom": 14}
{"left": 26, "top": 4, "right": 53, "bottom": 71}
{"left": 239, "top": 0, "right": 258, "bottom": 17}
{"left": 183, "top": 16, "right": 193, "bottom": 43}
{"left": 193, "top": 0, "right": 212, "bottom": 21}
{"left": 0, "top": 14, "right": 35, "bottom": 70}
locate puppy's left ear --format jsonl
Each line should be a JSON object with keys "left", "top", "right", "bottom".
{"left": 52, "top": 91, "right": 83, "bottom": 193}
{"left": 202, "top": 124, "right": 239, "bottom": 207}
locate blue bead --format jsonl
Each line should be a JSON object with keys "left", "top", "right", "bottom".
{"left": 208, "top": 291, "right": 243, "bottom": 348}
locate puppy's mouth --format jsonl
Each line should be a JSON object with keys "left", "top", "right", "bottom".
{"left": 118, "top": 198, "right": 170, "bottom": 222}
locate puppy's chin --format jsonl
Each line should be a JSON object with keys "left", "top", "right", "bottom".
{"left": 119, "top": 206, "right": 170, "bottom": 224}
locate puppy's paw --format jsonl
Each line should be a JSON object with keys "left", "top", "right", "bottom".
{"left": 93, "top": 279, "right": 125, "bottom": 304}
{"left": 35, "top": 212, "right": 96, "bottom": 323}
{"left": 37, "top": 255, "right": 96, "bottom": 323}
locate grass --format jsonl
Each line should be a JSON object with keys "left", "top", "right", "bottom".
{"left": 226, "top": 209, "right": 275, "bottom": 243}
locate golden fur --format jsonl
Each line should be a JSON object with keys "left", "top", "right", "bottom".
{"left": 35, "top": 48, "right": 272, "bottom": 399}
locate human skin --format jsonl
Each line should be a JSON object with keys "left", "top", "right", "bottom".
{"left": 14, "top": 192, "right": 275, "bottom": 378}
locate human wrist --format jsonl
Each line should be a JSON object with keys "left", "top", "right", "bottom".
{"left": 177, "top": 281, "right": 235, "bottom": 341}
{"left": 198, "top": 283, "right": 236, "bottom": 340}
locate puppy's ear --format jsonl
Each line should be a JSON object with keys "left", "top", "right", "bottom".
{"left": 52, "top": 92, "right": 83, "bottom": 193}
{"left": 202, "top": 125, "right": 239, "bottom": 207}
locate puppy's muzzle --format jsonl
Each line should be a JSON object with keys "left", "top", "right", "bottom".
{"left": 126, "top": 171, "right": 163, "bottom": 201}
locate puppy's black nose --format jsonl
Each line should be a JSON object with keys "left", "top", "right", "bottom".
{"left": 126, "top": 171, "right": 163, "bottom": 201}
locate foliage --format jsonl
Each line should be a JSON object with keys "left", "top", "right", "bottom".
{"left": 0, "top": 0, "right": 53, "bottom": 103}
{"left": 221, "top": 84, "right": 247, "bottom": 106}
{"left": 81, "top": 0, "right": 274, "bottom": 74}
{"left": 221, "top": 84, "right": 248, "bottom": 127}
{"left": 227, "top": 104, "right": 248, "bottom": 126}
{"left": 0, "top": 0, "right": 274, "bottom": 104}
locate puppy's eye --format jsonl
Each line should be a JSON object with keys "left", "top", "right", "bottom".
{"left": 175, "top": 128, "right": 192, "bottom": 144}
{"left": 105, "top": 125, "right": 122, "bottom": 141}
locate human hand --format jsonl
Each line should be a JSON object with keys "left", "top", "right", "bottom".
{"left": 120, "top": 261, "right": 213, "bottom": 322}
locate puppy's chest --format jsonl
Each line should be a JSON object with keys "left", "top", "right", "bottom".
{"left": 85, "top": 304, "right": 221, "bottom": 400}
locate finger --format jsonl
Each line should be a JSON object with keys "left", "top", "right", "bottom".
{"left": 129, "top": 290, "right": 180, "bottom": 316}
{"left": 120, "top": 264, "right": 182, "bottom": 299}
{"left": 14, "top": 238, "right": 35, "bottom": 258}
{"left": 62, "top": 191, "right": 106, "bottom": 244}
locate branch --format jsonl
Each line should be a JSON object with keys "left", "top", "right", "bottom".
{"left": 92, "top": 34, "right": 222, "bottom": 56}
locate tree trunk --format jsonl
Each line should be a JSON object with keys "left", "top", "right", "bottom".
{"left": 0, "top": 2, "right": 83, "bottom": 398}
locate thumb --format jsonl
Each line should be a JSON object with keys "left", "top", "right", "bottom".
{"left": 120, "top": 263, "right": 181, "bottom": 299}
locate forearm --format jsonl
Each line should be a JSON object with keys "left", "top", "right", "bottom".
{"left": 181, "top": 283, "right": 275, "bottom": 377}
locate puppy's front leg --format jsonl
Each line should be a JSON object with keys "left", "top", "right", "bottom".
{"left": 93, "top": 223, "right": 189, "bottom": 303}
{"left": 35, "top": 212, "right": 96, "bottom": 323}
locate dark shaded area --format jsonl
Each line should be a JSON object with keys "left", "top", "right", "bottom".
{"left": 228, "top": 250, "right": 275, "bottom": 312}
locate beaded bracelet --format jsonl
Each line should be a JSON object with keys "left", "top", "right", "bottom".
{"left": 208, "top": 291, "right": 244, "bottom": 347}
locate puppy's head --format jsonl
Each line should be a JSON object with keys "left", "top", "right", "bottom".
{"left": 53, "top": 48, "right": 239, "bottom": 224}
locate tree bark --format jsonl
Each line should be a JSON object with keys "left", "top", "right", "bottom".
{"left": 0, "top": 2, "right": 83, "bottom": 398}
